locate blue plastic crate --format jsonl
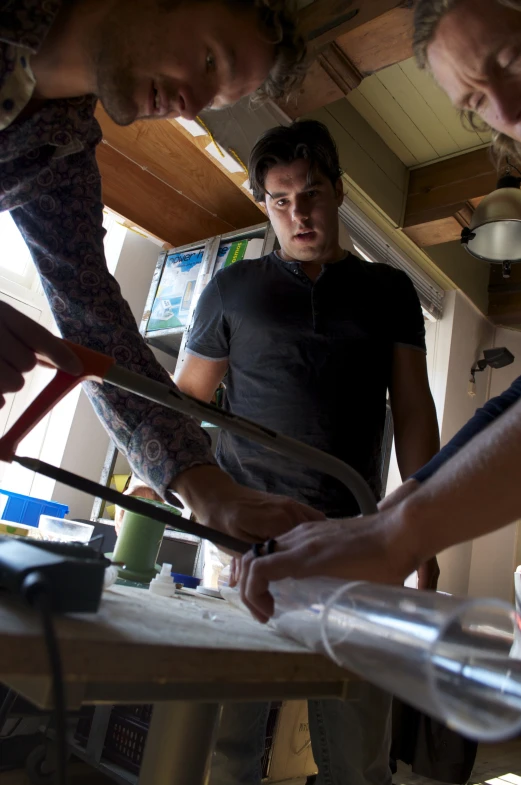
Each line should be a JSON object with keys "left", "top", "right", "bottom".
{"left": 0, "top": 489, "right": 69, "bottom": 528}
{"left": 171, "top": 572, "right": 201, "bottom": 589}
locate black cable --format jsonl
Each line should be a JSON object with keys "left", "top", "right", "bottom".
{"left": 0, "top": 688, "right": 17, "bottom": 734}
{"left": 22, "top": 573, "right": 68, "bottom": 785}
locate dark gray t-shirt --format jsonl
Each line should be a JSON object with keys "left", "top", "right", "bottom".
{"left": 187, "top": 252, "right": 426, "bottom": 517}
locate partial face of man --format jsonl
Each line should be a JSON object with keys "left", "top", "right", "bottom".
{"left": 427, "top": 0, "right": 521, "bottom": 142}
{"left": 94, "top": 0, "right": 275, "bottom": 126}
{"left": 263, "top": 159, "right": 343, "bottom": 264}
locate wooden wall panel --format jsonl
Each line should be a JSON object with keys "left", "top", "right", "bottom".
{"left": 96, "top": 143, "right": 233, "bottom": 246}
{"left": 284, "top": 2, "right": 414, "bottom": 120}
{"left": 403, "top": 217, "right": 464, "bottom": 247}
{"left": 283, "top": 59, "right": 346, "bottom": 119}
{"left": 300, "top": 0, "right": 406, "bottom": 49}
{"left": 96, "top": 107, "right": 263, "bottom": 232}
{"left": 489, "top": 263, "right": 521, "bottom": 326}
{"left": 337, "top": 6, "right": 413, "bottom": 74}
{"left": 309, "top": 102, "right": 407, "bottom": 226}
{"left": 405, "top": 148, "right": 497, "bottom": 227}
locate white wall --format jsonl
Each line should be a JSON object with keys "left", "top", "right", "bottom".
{"left": 52, "top": 230, "right": 165, "bottom": 518}
{"left": 400, "top": 292, "right": 520, "bottom": 601}
{"left": 466, "top": 326, "right": 521, "bottom": 602}
{"left": 385, "top": 290, "right": 506, "bottom": 597}
{"left": 438, "top": 293, "right": 494, "bottom": 447}
{"left": 433, "top": 292, "right": 495, "bottom": 596}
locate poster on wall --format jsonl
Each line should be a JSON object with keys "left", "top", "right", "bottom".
{"left": 147, "top": 247, "right": 204, "bottom": 332}
{"left": 214, "top": 237, "right": 265, "bottom": 274}
{"left": 148, "top": 237, "right": 266, "bottom": 333}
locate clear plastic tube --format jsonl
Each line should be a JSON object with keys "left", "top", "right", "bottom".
{"left": 271, "top": 578, "right": 521, "bottom": 743}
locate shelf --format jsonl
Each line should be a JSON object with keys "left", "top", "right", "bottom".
{"left": 163, "top": 528, "right": 200, "bottom": 546}
{"left": 145, "top": 330, "right": 183, "bottom": 359}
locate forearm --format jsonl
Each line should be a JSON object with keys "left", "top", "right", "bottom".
{"left": 399, "top": 397, "right": 521, "bottom": 564}
{"left": 394, "top": 408, "right": 440, "bottom": 480}
{"left": 171, "top": 464, "right": 236, "bottom": 514}
{"left": 392, "top": 403, "right": 440, "bottom": 588}
{"left": 12, "top": 159, "right": 215, "bottom": 499}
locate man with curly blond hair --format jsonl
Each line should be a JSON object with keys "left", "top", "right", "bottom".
{"left": 0, "top": 2, "right": 320, "bottom": 555}
{"left": 413, "top": 0, "right": 521, "bottom": 164}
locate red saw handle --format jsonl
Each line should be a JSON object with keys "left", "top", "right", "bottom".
{"left": 0, "top": 340, "right": 115, "bottom": 462}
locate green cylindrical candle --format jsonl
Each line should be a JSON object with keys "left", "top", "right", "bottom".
{"left": 112, "top": 498, "right": 167, "bottom": 584}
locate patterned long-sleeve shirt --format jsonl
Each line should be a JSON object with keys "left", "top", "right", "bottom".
{"left": 0, "top": 0, "right": 215, "bottom": 497}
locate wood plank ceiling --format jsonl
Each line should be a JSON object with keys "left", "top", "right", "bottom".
{"left": 96, "top": 0, "right": 517, "bottom": 324}
{"left": 348, "top": 59, "right": 491, "bottom": 167}
{"left": 95, "top": 106, "right": 263, "bottom": 248}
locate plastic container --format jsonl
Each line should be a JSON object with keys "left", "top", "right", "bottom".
{"left": 109, "top": 497, "right": 168, "bottom": 584}
{"left": 38, "top": 515, "right": 94, "bottom": 543}
{"left": 271, "top": 577, "right": 521, "bottom": 743}
{"left": 102, "top": 710, "right": 148, "bottom": 775}
{"left": 0, "top": 489, "right": 68, "bottom": 527}
{"left": 172, "top": 572, "right": 201, "bottom": 590}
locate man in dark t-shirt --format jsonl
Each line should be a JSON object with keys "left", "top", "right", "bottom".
{"left": 175, "top": 121, "right": 440, "bottom": 785}
{"left": 184, "top": 246, "right": 427, "bottom": 517}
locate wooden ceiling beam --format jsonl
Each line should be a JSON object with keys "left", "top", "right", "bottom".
{"left": 404, "top": 147, "right": 497, "bottom": 228}
{"left": 336, "top": 5, "right": 414, "bottom": 75}
{"left": 283, "top": 44, "right": 362, "bottom": 118}
{"left": 300, "top": 0, "right": 409, "bottom": 50}
{"left": 402, "top": 201, "right": 475, "bottom": 247}
{"left": 282, "top": 1, "right": 415, "bottom": 119}
{"left": 403, "top": 217, "right": 466, "bottom": 247}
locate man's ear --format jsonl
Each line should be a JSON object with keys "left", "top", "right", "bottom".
{"left": 335, "top": 178, "right": 344, "bottom": 206}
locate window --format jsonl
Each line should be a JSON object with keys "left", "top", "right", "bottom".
{"left": 0, "top": 212, "right": 37, "bottom": 288}
{"left": 0, "top": 209, "right": 128, "bottom": 499}
{"left": 340, "top": 198, "right": 445, "bottom": 319}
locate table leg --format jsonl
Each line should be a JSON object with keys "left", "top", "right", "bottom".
{"left": 138, "top": 701, "right": 222, "bottom": 785}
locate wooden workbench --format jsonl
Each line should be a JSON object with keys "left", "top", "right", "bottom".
{"left": 0, "top": 584, "right": 355, "bottom": 785}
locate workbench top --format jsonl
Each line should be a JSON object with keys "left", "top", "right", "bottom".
{"left": 0, "top": 585, "right": 352, "bottom": 707}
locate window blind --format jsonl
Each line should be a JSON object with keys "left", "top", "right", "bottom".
{"left": 339, "top": 199, "right": 445, "bottom": 319}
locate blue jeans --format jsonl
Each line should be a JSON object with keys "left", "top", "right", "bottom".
{"left": 209, "top": 683, "right": 392, "bottom": 785}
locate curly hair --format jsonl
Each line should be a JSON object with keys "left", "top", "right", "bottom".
{"left": 413, "top": 0, "right": 521, "bottom": 167}
{"left": 248, "top": 119, "right": 342, "bottom": 202}
{"left": 247, "top": 0, "right": 308, "bottom": 102}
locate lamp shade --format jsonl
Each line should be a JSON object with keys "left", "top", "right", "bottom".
{"left": 462, "top": 175, "right": 521, "bottom": 262}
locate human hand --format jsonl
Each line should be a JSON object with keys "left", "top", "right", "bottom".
{"left": 239, "top": 510, "right": 418, "bottom": 623}
{"left": 115, "top": 483, "right": 163, "bottom": 534}
{"left": 172, "top": 465, "right": 325, "bottom": 552}
{"left": 0, "top": 301, "right": 82, "bottom": 407}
